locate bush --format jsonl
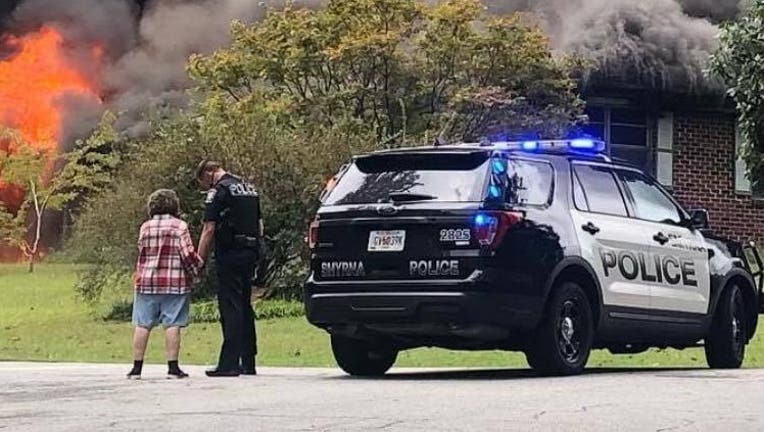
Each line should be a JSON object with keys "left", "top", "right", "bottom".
{"left": 102, "top": 299, "right": 133, "bottom": 321}
{"left": 68, "top": 103, "right": 373, "bottom": 303}
{"left": 102, "top": 298, "right": 305, "bottom": 323}
{"left": 193, "top": 299, "right": 306, "bottom": 322}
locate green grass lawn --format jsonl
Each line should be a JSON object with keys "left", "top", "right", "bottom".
{"left": 2, "top": 263, "right": 764, "bottom": 368}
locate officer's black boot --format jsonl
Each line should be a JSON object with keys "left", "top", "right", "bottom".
{"left": 240, "top": 358, "right": 256, "bottom": 375}
{"left": 205, "top": 368, "right": 240, "bottom": 377}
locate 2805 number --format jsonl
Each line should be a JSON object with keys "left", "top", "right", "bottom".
{"left": 439, "top": 228, "right": 471, "bottom": 242}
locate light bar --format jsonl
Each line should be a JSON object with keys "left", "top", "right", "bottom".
{"left": 481, "top": 139, "right": 606, "bottom": 153}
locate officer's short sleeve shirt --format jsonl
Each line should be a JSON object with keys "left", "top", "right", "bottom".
{"left": 203, "top": 182, "right": 229, "bottom": 223}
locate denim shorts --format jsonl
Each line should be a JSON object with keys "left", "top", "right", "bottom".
{"left": 132, "top": 293, "right": 191, "bottom": 328}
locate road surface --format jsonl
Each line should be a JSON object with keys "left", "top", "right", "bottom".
{"left": 1, "top": 362, "right": 762, "bottom": 431}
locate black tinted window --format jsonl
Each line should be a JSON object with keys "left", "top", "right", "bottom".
{"left": 505, "top": 159, "right": 553, "bottom": 206}
{"left": 325, "top": 152, "right": 489, "bottom": 205}
{"left": 573, "top": 164, "right": 627, "bottom": 216}
{"left": 617, "top": 170, "right": 683, "bottom": 225}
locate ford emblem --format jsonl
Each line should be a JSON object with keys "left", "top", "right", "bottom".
{"left": 377, "top": 206, "right": 398, "bottom": 216}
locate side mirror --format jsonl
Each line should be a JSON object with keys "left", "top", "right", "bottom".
{"left": 689, "top": 209, "right": 709, "bottom": 230}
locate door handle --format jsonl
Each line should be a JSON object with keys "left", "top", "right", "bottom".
{"left": 653, "top": 232, "right": 669, "bottom": 245}
{"left": 582, "top": 222, "right": 600, "bottom": 235}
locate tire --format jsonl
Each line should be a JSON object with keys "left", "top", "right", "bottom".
{"left": 526, "top": 282, "right": 594, "bottom": 376}
{"left": 705, "top": 285, "right": 747, "bottom": 369}
{"left": 331, "top": 335, "right": 397, "bottom": 376}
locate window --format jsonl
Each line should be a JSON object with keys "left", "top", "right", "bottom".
{"left": 734, "top": 123, "right": 764, "bottom": 199}
{"left": 655, "top": 112, "right": 674, "bottom": 187}
{"left": 325, "top": 152, "right": 489, "bottom": 205}
{"left": 505, "top": 159, "right": 554, "bottom": 206}
{"left": 573, "top": 172, "right": 588, "bottom": 211}
{"left": 617, "top": 169, "right": 683, "bottom": 225}
{"left": 573, "top": 164, "right": 628, "bottom": 217}
{"left": 584, "top": 106, "right": 649, "bottom": 170}
{"left": 735, "top": 123, "right": 752, "bottom": 194}
{"left": 584, "top": 106, "right": 676, "bottom": 186}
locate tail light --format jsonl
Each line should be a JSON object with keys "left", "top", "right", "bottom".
{"left": 308, "top": 218, "right": 319, "bottom": 250}
{"left": 473, "top": 211, "right": 523, "bottom": 249}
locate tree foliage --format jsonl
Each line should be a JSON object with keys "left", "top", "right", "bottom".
{"left": 0, "top": 115, "right": 121, "bottom": 272}
{"left": 71, "top": 101, "right": 374, "bottom": 301}
{"left": 709, "top": 0, "right": 764, "bottom": 190}
{"left": 188, "top": 0, "right": 584, "bottom": 144}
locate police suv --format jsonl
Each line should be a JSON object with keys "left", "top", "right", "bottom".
{"left": 303, "top": 139, "right": 762, "bottom": 376}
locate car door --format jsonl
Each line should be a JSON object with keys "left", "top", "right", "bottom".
{"left": 615, "top": 168, "right": 711, "bottom": 315}
{"left": 570, "top": 163, "right": 655, "bottom": 310}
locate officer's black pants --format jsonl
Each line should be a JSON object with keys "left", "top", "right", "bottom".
{"left": 216, "top": 250, "right": 258, "bottom": 371}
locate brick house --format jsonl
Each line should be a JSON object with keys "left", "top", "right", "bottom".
{"left": 581, "top": 83, "right": 763, "bottom": 244}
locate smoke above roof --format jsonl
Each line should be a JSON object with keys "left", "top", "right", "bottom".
{"left": 485, "top": 0, "right": 745, "bottom": 94}
{"left": 0, "top": 0, "right": 742, "bottom": 144}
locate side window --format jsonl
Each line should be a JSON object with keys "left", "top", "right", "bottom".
{"left": 617, "top": 169, "right": 684, "bottom": 225}
{"left": 573, "top": 164, "right": 628, "bottom": 217}
{"left": 505, "top": 159, "right": 554, "bottom": 206}
{"left": 572, "top": 171, "right": 589, "bottom": 211}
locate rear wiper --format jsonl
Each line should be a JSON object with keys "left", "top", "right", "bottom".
{"left": 386, "top": 192, "right": 438, "bottom": 202}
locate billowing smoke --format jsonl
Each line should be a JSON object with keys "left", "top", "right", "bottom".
{"left": 0, "top": 0, "right": 321, "bottom": 143}
{"left": 485, "top": 0, "right": 746, "bottom": 93}
{"left": 678, "top": 0, "right": 743, "bottom": 21}
{"left": 2, "top": 0, "right": 272, "bottom": 140}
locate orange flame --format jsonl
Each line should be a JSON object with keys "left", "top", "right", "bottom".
{"left": 0, "top": 26, "right": 101, "bottom": 210}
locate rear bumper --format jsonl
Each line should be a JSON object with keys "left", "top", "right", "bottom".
{"left": 303, "top": 273, "right": 544, "bottom": 337}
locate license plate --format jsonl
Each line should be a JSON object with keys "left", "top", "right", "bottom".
{"left": 368, "top": 230, "right": 406, "bottom": 252}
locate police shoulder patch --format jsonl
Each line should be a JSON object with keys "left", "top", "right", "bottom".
{"left": 205, "top": 188, "right": 217, "bottom": 204}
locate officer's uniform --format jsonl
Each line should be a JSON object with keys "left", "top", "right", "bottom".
{"left": 204, "top": 173, "right": 261, "bottom": 372}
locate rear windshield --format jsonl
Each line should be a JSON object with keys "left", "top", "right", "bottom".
{"left": 324, "top": 152, "right": 489, "bottom": 205}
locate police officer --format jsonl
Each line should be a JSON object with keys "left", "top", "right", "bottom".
{"left": 196, "top": 160, "right": 263, "bottom": 377}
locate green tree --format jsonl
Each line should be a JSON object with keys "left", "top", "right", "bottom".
{"left": 188, "top": 0, "right": 585, "bottom": 145}
{"left": 709, "top": 0, "right": 764, "bottom": 190}
{"left": 0, "top": 141, "right": 67, "bottom": 273}
{"left": 0, "top": 115, "right": 121, "bottom": 273}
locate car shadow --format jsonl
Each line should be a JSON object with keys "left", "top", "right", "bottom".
{"left": 330, "top": 366, "right": 708, "bottom": 381}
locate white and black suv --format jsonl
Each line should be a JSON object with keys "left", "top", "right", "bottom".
{"left": 303, "top": 139, "right": 762, "bottom": 376}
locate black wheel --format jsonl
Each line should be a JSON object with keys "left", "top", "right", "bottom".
{"left": 705, "top": 285, "right": 747, "bottom": 369}
{"left": 526, "top": 282, "right": 593, "bottom": 376}
{"left": 331, "top": 335, "right": 397, "bottom": 376}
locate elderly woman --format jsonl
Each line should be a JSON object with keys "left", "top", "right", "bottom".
{"left": 127, "top": 189, "right": 203, "bottom": 380}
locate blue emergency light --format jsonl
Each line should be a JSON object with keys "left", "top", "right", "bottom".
{"left": 481, "top": 139, "right": 606, "bottom": 154}
{"left": 569, "top": 138, "right": 597, "bottom": 149}
{"left": 491, "top": 159, "right": 506, "bottom": 174}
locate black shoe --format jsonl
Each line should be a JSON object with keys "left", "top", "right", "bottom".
{"left": 205, "top": 368, "right": 240, "bottom": 377}
{"left": 167, "top": 369, "right": 189, "bottom": 379}
{"left": 126, "top": 370, "right": 141, "bottom": 380}
{"left": 240, "top": 367, "right": 257, "bottom": 376}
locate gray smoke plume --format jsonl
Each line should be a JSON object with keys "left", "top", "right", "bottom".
{"left": 2, "top": 0, "right": 289, "bottom": 143}
{"left": 678, "top": 0, "right": 743, "bottom": 21}
{"left": 485, "top": 0, "right": 746, "bottom": 93}
{"left": 103, "top": 0, "right": 279, "bottom": 137}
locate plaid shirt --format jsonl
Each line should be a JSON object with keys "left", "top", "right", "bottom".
{"left": 134, "top": 214, "right": 203, "bottom": 295}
